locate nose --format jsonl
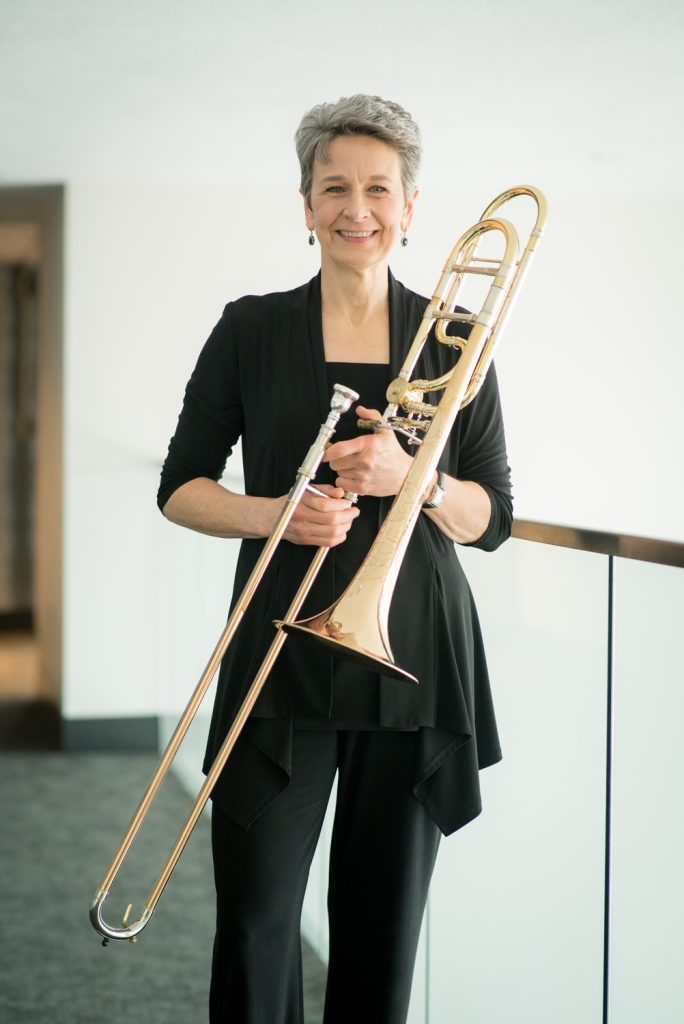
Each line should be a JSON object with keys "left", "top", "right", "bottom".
{"left": 343, "top": 187, "right": 370, "bottom": 222}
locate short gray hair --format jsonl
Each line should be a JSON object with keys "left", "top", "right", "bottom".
{"left": 295, "top": 94, "right": 421, "bottom": 203}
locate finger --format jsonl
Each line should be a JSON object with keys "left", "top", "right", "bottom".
{"left": 301, "top": 485, "right": 352, "bottom": 510}
{"left": 286, "top": 513, "right": 358, "bottom": 546}
{"left": 322, "top": 436, "right": 367, "bottom": 463}
{"left": 327, "top": 444, "right": 377, "bottom": 469}
{"left": 295, "top": 495, "right": 359, "bottom": 521}
{"left": 356, "top": 405, "right": 384, "bottom": 423}
{"left": 334, "top": 476, "right": 357, "bottom": 495}
{"left": 306, "top": 483, "right": 330, "bottom": 500}
{"left": 313, "top": 483, "right": 347, "bottom": 499}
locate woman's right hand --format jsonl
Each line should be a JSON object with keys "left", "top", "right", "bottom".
{"left": 280, "top": 484, "right": 359, "bottom": 547}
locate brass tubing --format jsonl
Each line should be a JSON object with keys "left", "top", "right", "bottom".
{"left": 95, "top": 481, "right": 304, "bottom": 895}
{"left": 429, "top": 311, "right": 477, "bottom": 322}
{"left": 460, "top": 187, "right": 548, "bottom": 408}
{"left": 90, "top": 384, "right": 358, "bottom": 943}
{"left": 145, "top": 545, "right": 330, "bottom": 914}
{"left": 448, "top": 264, "right": 500, "bottom": 277}
{"left": 280, "top": 216, "right": 522, "bottom": 675}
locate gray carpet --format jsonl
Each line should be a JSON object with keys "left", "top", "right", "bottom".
{"left": 0, "top": 752, "right": 326, "bottom": 1023}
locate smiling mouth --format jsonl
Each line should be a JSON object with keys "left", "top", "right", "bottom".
{"left": 337, "top": 230, "right": 377, "bottom": 239}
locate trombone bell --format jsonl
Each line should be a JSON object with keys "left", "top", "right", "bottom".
{"left": 276, "top": 592, "right": 419, "bottom": 685}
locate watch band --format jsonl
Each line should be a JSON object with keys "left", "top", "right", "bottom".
{"left": 423, "top": 470, "right": 446, "bottom": 510}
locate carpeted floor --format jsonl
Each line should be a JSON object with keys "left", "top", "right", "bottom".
{"left": 0, "top": 751, "right": 326, "bottom": 1024}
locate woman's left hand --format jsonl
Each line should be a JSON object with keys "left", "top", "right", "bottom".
{"left": 322, "top": 405, "right": 414, "bottom": 497}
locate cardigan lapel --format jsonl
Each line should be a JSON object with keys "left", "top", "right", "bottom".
{"left": 388, "top": 269, "right": 420, "bottom": 378}
{"left": 277, "top": 274, "right": 330, "bottom": 492}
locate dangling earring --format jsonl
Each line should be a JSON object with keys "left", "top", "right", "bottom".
{"left": 308, "top": 230, "right": 315, "bottom": 246}
{"left": 401, "top": 232, "right": 408, "bottom": 247}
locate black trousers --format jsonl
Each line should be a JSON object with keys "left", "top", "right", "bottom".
{"left": 210, "top": 728, "right": 441, "bottom": 1024}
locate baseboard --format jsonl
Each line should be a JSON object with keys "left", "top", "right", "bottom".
{"left": 61, "top": 715, "right": 159, "bottom": 752}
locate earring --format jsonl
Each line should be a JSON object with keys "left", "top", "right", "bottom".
{"left": 308, "top": 231, "right": 315, "bottom": 246}
{"left": 401, "top": 232, "right": 408, "bottom": 247}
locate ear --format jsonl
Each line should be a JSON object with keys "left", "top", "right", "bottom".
{"left": 401, "top": 187, "right": 419, "bottom": 233}
{"left": 300, "top": 188, "right": 315, "bottom": 232}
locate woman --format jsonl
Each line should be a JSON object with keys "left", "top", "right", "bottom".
{"left": 158, "top": 95, "right": 512, "bottom": 1024}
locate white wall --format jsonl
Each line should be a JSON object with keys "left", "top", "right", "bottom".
{"left": 62, "top": 182, "right": 266, "bottom": 719}
{"left": 398, "top": 187, "right": 684, "bottom": 542}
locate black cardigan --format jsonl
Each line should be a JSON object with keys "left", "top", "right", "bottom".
{"left": 158, "top": 271, "right": 513, "bottom": 835}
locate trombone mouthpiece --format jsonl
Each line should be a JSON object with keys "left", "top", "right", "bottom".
{"left": 331, "top": 384, "right": 360, "bottom": 411}
{"left": 328, "top": 384, "right": 360, "bottom": 424}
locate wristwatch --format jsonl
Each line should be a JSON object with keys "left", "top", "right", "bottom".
{"left": 423, "top": 470, "right": 446, "bottom": 510}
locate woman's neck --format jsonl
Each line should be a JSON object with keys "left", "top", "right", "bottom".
{"left": 319, "top": 258, "right": 391, "bottom": 363}
{"left": 320, "top": 257, "right": 389, "bottom": 327}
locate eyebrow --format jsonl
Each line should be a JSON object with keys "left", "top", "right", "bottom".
{"left": 318, "top": 174, "right": 394, "bottom": 184}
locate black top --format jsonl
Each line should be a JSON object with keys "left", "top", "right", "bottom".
{"left": 158, "top": 271, "right": 513, "bottom": 835}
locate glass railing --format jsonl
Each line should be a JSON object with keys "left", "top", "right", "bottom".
{"left": 411, "top": 521, "right": 684, "bottom": 1024}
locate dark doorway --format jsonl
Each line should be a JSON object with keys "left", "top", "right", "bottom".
{"left": 0, "top": 192, "right": 63, "bottom": 750}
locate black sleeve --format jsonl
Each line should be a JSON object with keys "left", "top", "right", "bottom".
{"left": 453, "top": 362, "right": 513, "bottom": 552}
{"left": 157, "top": 305, "right": 244, "bottom": 512}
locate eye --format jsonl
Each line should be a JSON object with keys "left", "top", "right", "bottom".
{"left": 325, "top": 185, "right": 345, "bottom": 194}
{"left": 369, "top": 185, "right": 388, "bottom": 193}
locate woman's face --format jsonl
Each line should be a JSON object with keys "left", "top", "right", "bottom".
{"left": 303, "top": 135, "right": 417, "bottom": 273}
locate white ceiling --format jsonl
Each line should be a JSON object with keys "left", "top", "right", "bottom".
{"left": 1, "top": 0, "right": 682, "bottom": 194}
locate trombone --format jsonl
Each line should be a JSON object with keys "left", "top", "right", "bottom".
{"left": 90, "top": 184, "right": 547, "bottom": 945}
